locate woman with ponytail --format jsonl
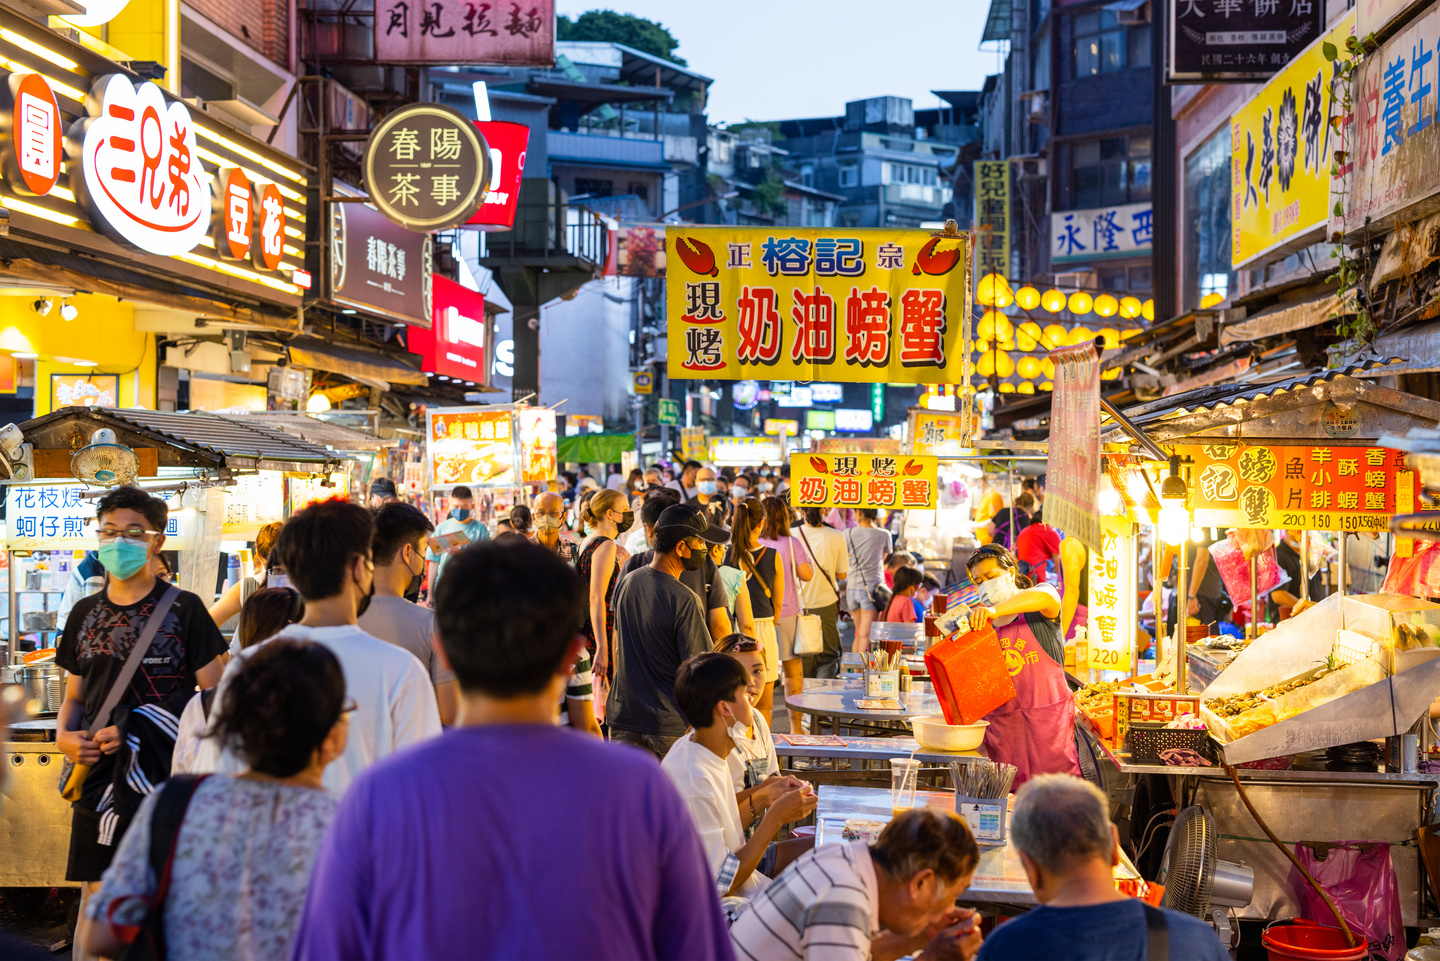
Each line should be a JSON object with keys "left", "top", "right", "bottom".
{"left": 576, "top": 488, "right": 633, "bottom": 692}
{"left": 85, "top": 639, "right": 348, "bottom": 960}
{"left": 956, "top": 543, "right": 1080, "bottom": 786}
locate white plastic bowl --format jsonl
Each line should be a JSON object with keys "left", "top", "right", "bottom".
{"left": 909, "top": 715, "right": 989, "bottom": 752}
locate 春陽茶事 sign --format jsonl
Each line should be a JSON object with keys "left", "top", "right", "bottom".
{"left": 363, "top": 102, "right": 492, "bottom": 232}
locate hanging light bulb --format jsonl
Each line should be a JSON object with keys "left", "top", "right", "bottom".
{"left": 1068, "top": 325, "right": 1094, "bottom": 346}
{"left": 1017, "top": 356, "right": 1042, "bottom": 379}
{"left": 1158, "top": 454, "right": 1190, "bottom": 546}
{"left": 1017, "top": 382, "right": 1035, "bottom": 394}
{"left": 1041, "top": 288, "right": 1067, "bottom": 313}
{"left": 992, "top": 283, "right": 1014, "bottom": 308}
{"left": 1097, "top": 327, "right": 1120, "bottom": 348}
{"left": 1015, "top": 286, "right": 1041, "bottom": 310}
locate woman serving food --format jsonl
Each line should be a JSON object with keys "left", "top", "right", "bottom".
{"left": 949, "top": 544, "right": 1080, "bottom": 787}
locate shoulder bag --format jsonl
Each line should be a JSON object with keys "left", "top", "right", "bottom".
{"left": 107, "top": 773, "right": 210, "bottom": 960}
{"left": 59, "top": 585, "right": 181, "bottom": 802}
{"left": 788, "top": 537, "right": 823, "bottom": 656}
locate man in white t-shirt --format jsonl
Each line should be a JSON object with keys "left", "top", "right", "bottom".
{"left": 192, "top": 499, "right": 441, "bottom": 793}
{"left": 796, "top": 507, "right": 849, "bottom": 678}
{"left": 661, "top": 653, "right": 815, "bottom": 900}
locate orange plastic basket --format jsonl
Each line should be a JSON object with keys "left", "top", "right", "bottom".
{"left": 923, "top": 624, "right": 1017, "bottom": 725}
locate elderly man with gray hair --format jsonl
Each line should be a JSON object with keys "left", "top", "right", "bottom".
{"left": 977, "top": 775, "right": 1229, "bottom": 961}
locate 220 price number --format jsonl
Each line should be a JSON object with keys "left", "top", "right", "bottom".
{"left": 1089, "top": 647, "right": 1126, "bottom": 668}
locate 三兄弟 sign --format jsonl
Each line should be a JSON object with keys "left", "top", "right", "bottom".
{"left": 667, "top": 227, "right": 971, "bottom": 384}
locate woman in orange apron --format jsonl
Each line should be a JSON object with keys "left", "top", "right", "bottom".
{"left": 958, "top": 543, "right": 1080, "bottom": 787}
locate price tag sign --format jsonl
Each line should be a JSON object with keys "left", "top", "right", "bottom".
{"left": 1087, "top": 515, "right": 1135, "bottom": 674}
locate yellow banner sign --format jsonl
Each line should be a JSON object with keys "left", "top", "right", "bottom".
{"left": 1087, "top": 515, "right": 1135, "bottom": 674}
{"left": 667, "top": 227, "right": 970, "bottom": 383}
{"left": 680, "top": 426, "right": 706, "bottom": 462}
{"left": 790, "top": 452, "right": 939, "bottom": 510}
{"left": 909, "top": 410, "right": 970, "bottom": 456}
{"left": 1230, "top": 12, "right": 1355, "bottom": 268}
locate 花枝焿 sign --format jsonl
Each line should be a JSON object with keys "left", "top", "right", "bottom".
{"left": 667, "top": 228, "right": 970, "bottom": 384}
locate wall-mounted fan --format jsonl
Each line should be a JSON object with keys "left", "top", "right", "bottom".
{"left": 70, "top": 428, "right": 138, "bottom": 487}
{"left": 0, "top": 423, "right": 33, "bottom": 482}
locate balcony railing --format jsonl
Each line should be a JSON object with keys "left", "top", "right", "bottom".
{"left": 480, "top": 180, "right": 607, "bottom": 271}
{"left": 547, "top": 130, "right": 665, "bottom": 167}
{"left": 884, "top": 183, "right": 953, "bottom": 208}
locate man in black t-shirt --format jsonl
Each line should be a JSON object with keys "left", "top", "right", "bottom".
{"left": 618, "top": 488, "right": 732, "bottom": 641}
{"left": 608, "top": 504, "right": 730, "bottom": 761}
{"left": 55, "top": 487, "right": 226, "bottom": 952}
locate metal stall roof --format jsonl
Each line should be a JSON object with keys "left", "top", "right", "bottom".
{"left": 220, "top": 412, "right": 395, "bottom": 453}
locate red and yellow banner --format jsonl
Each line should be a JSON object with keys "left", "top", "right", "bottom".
{"left": 667, "top": 227, "right": 970, "bottom": 383}
{"left": 1181, "top": 442, "right": 1415, "bottom": 531}
{"left": 790, "top": 452, "right": 939, "bottom": 510}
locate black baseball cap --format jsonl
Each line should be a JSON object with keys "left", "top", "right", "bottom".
{"left": 655, "top": 503, "right": 730, "bottom": 544}
{"left": 369, "top": 477, "right": 398, "bottom": 497}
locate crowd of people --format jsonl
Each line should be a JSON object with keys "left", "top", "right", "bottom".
{"left": 41, "top": 461, "right": 1225, "bottom": 960}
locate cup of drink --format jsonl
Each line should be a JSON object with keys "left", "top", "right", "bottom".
{"left": 890, "top": 757, "right": 920, "bottom": 818}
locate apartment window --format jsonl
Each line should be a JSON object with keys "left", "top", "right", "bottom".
{"left": 574, "top": 178, "right": 613, "bottom": 198}
{"left": 627, "top": 182, "right": 649, "bottom": 204}
{"left": 1073, "top": 10, "right": 1150, "bottom": 77}
{"left": 887, "top": 163, "right": 937, "bottom": 185}
{"left": 800, "top": 163, "right": 815, "bottom": 187}
{"left": 1184, "top": 128, "right": 1235, "bottom": 310}
{"left": 1072, "top": 135, "right": 1151, "bottom": 208}
{"left": 838, "top": 164, "right": 859, "bottom": 187}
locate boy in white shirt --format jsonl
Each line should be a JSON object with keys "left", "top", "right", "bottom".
{"left": 661, "top": 653, "right": 815, "bottom": 899}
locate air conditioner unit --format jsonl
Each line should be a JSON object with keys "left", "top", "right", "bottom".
{"left": 1018, "top": 157, "right": 1047, "bottom": 180}
{"left": 1054, "top": 270, "right": 1097, "bottom": 290}
{"left": 1116, "top": 0, "right": 1150, "bottom": 25}
{"left": 1027, "top": 94, "right": 1048, "bottom": 123}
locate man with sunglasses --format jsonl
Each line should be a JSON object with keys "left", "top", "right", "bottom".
{"left": 56, "top": 486, "right": 228, "bottom": 960}
{"left": 608, "top": 504, "right": 730, "bottom": 761}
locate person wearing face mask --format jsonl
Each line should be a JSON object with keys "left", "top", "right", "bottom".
{"left": 358, "top": 503, "right": 457, "bottom": 725}
{"left": 56, "top": 486, "right": 229, "bottom": 953}
{"left": 730, "top": 477, "right": 751, "bottom": 503}
{"left": 715, "top": 633, "right": 778, "bottom": 790}
{"left": 192, "top": 499, "right": 441, "bottom": 795}
{"left": 949, "top": 543, "right": 1079, "bottom": 787}
{"left": 576, "top": 489, "right": 631, "bottom": 695}
{"left": 689, "top": 466, "right": 721, "bottom": 509}
{"left": 425, "top": 485, "right": 491, "bottom": 592}
{"left": 608, "top": 504, "right": 730, "bottom": 760}
{"left": 531, "top": 491, "right": 577, "bottom": 563}
{"left": 663, "top": 653, "right": 816, "bottom": 903}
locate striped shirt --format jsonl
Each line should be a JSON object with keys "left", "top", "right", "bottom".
{"left": 559, "top": 647, "right": 594, "bottom": 727}
{"left": 730, "top": 841, "right": 878, "bottom": 961}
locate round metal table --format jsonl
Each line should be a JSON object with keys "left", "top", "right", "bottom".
{"left": 785, "top": 678, "right": 944, "bottom": 736}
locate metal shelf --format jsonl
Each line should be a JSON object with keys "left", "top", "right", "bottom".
{"left": 1117, "top": 761, "right": 1440, "bottom": 787}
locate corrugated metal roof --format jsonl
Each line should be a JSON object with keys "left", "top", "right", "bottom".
{"left": 104, "top": 410, "right": 338, "bottom": 465}
{"left": 221, "top": 412, "right": 392, "bottom": 452}
{"left": 982, "top": 0, "right": 1012, "bottom": 42}
{"left": 1111, "top": 359, "right": 1402, "bottom": 427}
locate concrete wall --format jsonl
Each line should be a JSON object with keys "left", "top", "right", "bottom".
{"left": 538, "top": 277, "right": 634, "bottom": 423}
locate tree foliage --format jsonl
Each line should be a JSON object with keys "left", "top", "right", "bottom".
{"left": 557, "top": 11, "right": 686, "bottom": 65}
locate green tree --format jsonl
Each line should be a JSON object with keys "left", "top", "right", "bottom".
{"left": 557, "top": 10, "right": 686, "bottom": 65}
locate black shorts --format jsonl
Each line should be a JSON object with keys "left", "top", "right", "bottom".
{"left": 66, "top": 807, "right": 112, "bottom": 883}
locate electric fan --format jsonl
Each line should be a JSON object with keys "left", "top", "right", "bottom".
{"left": 1158, "top": 805, "right": 1255, "bottom": 946}
{"left": 70, "top": 428, "right": 139, "bottom": 487}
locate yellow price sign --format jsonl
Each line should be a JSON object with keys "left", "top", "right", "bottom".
{"left": 790, "top": 452, "right": 938, "bottom": 510}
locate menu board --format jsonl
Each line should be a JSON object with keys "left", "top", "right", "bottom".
{"left": 1087, "top": 515, "right": 1135, "bottom": 674}
{"left": 517, "top": 408, "right": 557, "bottom": 484}
{"left": 428, "top": 408, "right": 515, "bottom": 488}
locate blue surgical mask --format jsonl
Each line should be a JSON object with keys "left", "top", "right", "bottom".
{"left": 450, "top": 508, "right": 472, "bottom": 522}
{"left": 758, "top": 482, "right": 773, "bottom": 493}
{"left": 98, "top": 537, "right": 150, "bottom": 580}
{"left": 697, "top": 481, "right": 717, "bottom": 495}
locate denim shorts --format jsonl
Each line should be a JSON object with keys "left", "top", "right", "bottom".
{"left": 847, "top": 587, "right": 877, "bottom": 612}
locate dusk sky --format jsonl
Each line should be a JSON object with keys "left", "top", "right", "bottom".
{"left": 556, "top": 2, "right": 1000, "bottom": 125}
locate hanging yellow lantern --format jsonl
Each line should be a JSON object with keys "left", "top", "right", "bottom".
{"left": 1097, "top": 327, "right": 1120, "bottom": 348}
{"left": 1015, "top": 328, "right": 1039, "bottom": 351}
{"left": 1119, "top": 296, "right": 1142, "bottom": 319}
{"left": 1121, "top": 327, "right": 1141, "bottom": 340}
{"left": 1199, "top": 291, "right": 1224, "bottom": 308}
{"left": 1015, "top": 286, "right": 1041, "bottom": 310}
{"left": 960, "top": 383, "right": 976, "bottom": 396}
{"left": 976, "top": 273, "right": 1005, "bottom": 307}
{"left": 1042, "top": 323, "right": 1068, "bottom": 348}
{"left": 974, "top": 338, "right": 993, "bottom": 355}
{"left": 977, "top": 310, "right": 1014, "bottom": 342}
{"left": 1040, "top": 381, "right": 1054, "bottom": 391}
{"left": 993, "top": 351, "right": 1015, "bottom": 378}
{"left": 1102, "top": 367, "right": 1122, "bottom": 381}
{"left": 1142, "top": 299, "right": 1155, "bottom": 321}
{"left": 992, "top": 284, "right": 1014, "bottom": 309}
{"left": 1041, "top": 288, "right": 1067, "bottom": 313}
{"left": 1017, "top": 356, "right": 1042, "bottom": 379}
{"left": 976, "top": 352, "right": 997, "bottom": 377}
{"left": 998, "top": 382, "right": 1016, "bottom": 393}
{"left": 1093, "top": 293, "right": 1119, "bottom": 318}
{"left": 1041, "top": 357, "right": 1056, "bottom": 379}
{"left": 1068, "top": 291, "right": 1094, "bottom": 315}
{"left": 1068, "top": 325, "right": 1094, "bottom": 346}
{"left": 1019, "top": 320, "right": 1043, "bottom": 340}
{"left": 1017, "top": 381, "right": 1036, "bottom": 394}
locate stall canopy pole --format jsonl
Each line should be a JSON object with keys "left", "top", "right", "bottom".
{"left": 5, "top": 551, "right": 14, "bottom": 668}
{"left": 1176, "top": 537, "right": 1189, "bottom": 695}
{"left": 1337, "top": 531, "right": 1347, "bottom": 599}
{"left": 1008, "top": 461, "right": 1016, "bottom": 550}
{"left": 1098, "top": 397, "right": 1168, "bottom": 462}
{"left": 1299, "top": 532, "right": 1310, "bottom": 603}
{"left": 1248, "top": 555, "right": 1258, "bottom": 641}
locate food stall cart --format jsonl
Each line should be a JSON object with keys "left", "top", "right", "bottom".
{"left": 425, "top": 404, "right": 558, "bottom": 526}
{"left": 1075, "top": 365, "right": 1440, "bottom": 935}
{"left": 0, "top": 406, "right": 341, "bottom": 891}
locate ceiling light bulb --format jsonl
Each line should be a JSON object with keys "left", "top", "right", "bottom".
{"left": 32, "top": 298, "right": 52, "bottom": 316}
{"left": 59, "top": 301, "right": 78, "bottom": 321}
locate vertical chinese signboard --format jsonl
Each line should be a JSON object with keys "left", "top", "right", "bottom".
{"left": 973, "top": 160, "right": 1009, "bottom": 282}
{"left": 374, "top": 0, "right": 555, "bottom": 65}
{"left": 517, "top": 407, "right": 557, "bottom": 484}
{"left": 790, "top": 452, "right": 939, "bottom": 510}
{"left": 680, "top": 426, "right": 707, "bottom": 462}
{"left": 908, "top": 410, "right": 970, "bottom": 456}
{"left": 1340, "top": 4, "right": 1440, "bottom": 236}
{"left": 1050, "top": 203, "right": 1153, "bottom": 266}
{"left": 666, "top": 227, "right": 970, "bottom": 384}
{"left": 1181, "top": 441, "right": 1415, "bottom": 530}
{"left": 1087, "top": 515, "right": 1136, "bottom": 674}
{"left": 1045, "top": 342, "right": 1103, "bottom": 555}
{"left": 1231, "top": 12, "right": 1354, "bottom": 268}
{"left": 331, "top": 197, "right": 433, "bottom": 326}
{"left": 427, "top": 407, "right": 516, "bottom": 488}
{"left": 1167, "top": 0, "right": 1326, "bottom": 82}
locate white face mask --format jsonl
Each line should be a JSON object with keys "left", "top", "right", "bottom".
{"left": 724, "top": 701, "right": 763, "bottom": 759}
{"left": 976, "top": 573, "right": 1018, "bottom": 607}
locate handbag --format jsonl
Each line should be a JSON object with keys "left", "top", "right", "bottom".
{"left": 788, "top": 537, "right": 823, "bottom": 656}
{"left": 107, "top": 773, "right": 209, "bottom": 960}
{"left": 59, "top": 585, "right": 181, "bottom": 802}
